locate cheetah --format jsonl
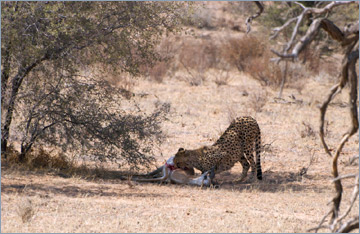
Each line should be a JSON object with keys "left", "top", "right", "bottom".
{"left": 173, "top": 116, "right": 262, "bottom": 182}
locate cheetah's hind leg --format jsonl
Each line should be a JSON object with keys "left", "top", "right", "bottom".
{"left": 232, "top": 158, "right": 250, "bottom": 183}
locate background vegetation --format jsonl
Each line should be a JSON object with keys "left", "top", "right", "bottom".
{"left": 1, "top": 1, "right": 189, "bottom": 170}
{"left": 1, "top": 2, "right": 358, "bottom": 232}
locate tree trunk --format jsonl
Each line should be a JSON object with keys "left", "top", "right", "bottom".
{"left": 1, "top": 42, "right": 11, "bottom": 109}
{"left": 1, "top": 56, "right": 47, "bottom": 158}
{"left": 1, "top": 72, "right": 24, "bottom": 157}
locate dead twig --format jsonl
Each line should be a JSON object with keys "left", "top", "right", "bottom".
{"left": 271, "top": 18, "right": 323, "bottom": 62}
{"left": 331, "top": 175, "right": 359, "bottom": 231}
{"left": 245, "top": 1, "right": 263, "bottom": 34}
{"left": 270, "top": 1, "right": 357, "bottom": 62}
{"left": 320, "top": 84, "right": 344, "bottom": 157}
{"left": 336, "top": 217, "right": 359, "bottom": 233}
{"left": 348, "top": 155, "right": 359, "bottom": 165}
{"left": 270, "top": 17, "right": 298, "bottom": 40}
{"left": 332, "top": 173, "right": 357, "bottom": 182}
{"left": 308, "top": 209, "right": 332, "bottom": 233}
{"left": 251, "top": 1, "right": 359, "bottom": 233}
{"left": 298, "top": 151, "right": 316, "bottom": 176}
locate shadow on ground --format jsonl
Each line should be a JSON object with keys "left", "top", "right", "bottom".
{"left": 1, "top": 182, "right": 167, "bottom": 198}
{"left": 1, "top": 161, "right": 331, "bottom": 198}
{"left": 1, "top": 162, "right": 168, "bottom": 198}
{"left": 210, "top": 170, "right": 331, "bottom": 193}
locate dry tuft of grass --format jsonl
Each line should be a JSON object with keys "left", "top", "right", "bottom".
{"left": 226, "top": 105, "right": 238, "bottom": 125}
{"left": 300, "top": 121, "right": 316, "bottom": 139}
{"left": 17, "top": 198, "right": 35, "bottom": 223}
{"left": 247, "top": 55, "right": 283, "bottom": 88}
{"left": 1, "top": 146, "right": 114, "bottom": 180}
{"left": 221, "top": 35, "right": 283, "bottom": 87}
{"left": 27, "top": 149, "right": 71, "bottom": 170}
{"left": 146, "top": 61, "right": 169, "bottom": 83}
{"left": 221, "top": 35, "right": 265, "bottom": 72}
{"left": 2, "top": 144, "right": 20, "bottom": 164}
{"left": 179, "top": 60, "right": 207, "bottom": 86}
{"left": 247, "top": 91, "right": 268, "bottom": 113}
{"left": 183, "top": 4, "right": 216, "bottom": 30}
{"left": 177, "top": 37, "right": 221, "bottom": 71}
{"left": 213, "top": 70, "right": 231, "bottom": 86}
{"left": 299, "top": 46, "right": 321, "bottom": 75}
{"left": 141, "top": 36, "right": 179, "bottom": 83}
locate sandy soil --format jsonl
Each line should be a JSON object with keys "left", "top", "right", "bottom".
{"left": 1, "top": 2, "right": 359, "bottom": 233}
{"left": 2, "top": 70, "right": 358, "bottom": 233}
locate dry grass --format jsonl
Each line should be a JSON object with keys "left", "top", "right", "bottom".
{"left": 2, "top": 163, "right": 358, "bottom": 233}
{"left": 2, "top": 2, "right": 359, "bottom": 233}
{"left": 17, "top": 198, "right": 35, "bottom": 223}
{"left": 3, "top": 146, "right": 72, "bottom": 171}
{"left": 213, "top": 70, "right": 231, "bottom": 87}
{"left": 247, "top": 90, "right": 268, "bottom": 113}
{"left": 141, "top": 36, "right": 179, "bottom": 83}
{"left": 179, "top": 61, "right": 207, "bottom": 86}
{"left": 300, "top": 121, "right": 316, "bottom": 139}
{"left": 3, "top": 69, "right": 358, "bottom": 232}
{"left": 2, "top": 146, "right": 118, "bottom": 181}
{"left": 146, "top": 61, "right": 169, "bottom": 83}
{"left": 222, "top": 35, "right": 265, "bottom": 72}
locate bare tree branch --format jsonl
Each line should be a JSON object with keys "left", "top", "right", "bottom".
{"left": 271, "top": 18, "right": 323, "bottom": 60}
{"left": 270, "top": 1, "right": 357, "bottom": 62}
{"left": 332, "top": 174, "right": 357, "bottom": 182}
{"left": 308, "top": 209, "right": 332, "bottom": 233}
{"left": 307, "top": 225, "right": 329, "bottom": 233}
{"left": 270, "top": 17, "right": 298, "bottom": 40}
{"left": 251, "top": 1, "right": 359, "bottom": 232}
{"left": 336, "top": 217, "right": 359, "bottom": 233}
{"left": 320, "top": 18, "right": 345, "bottom": 42}
{"left": 278, "top": 61, "right": 288, "bottom": 98}
{"left": 300, "top": 1, "right": 356, "bottom": 15}
{"left": 285, "top": 13, "right": 305, "bottom": 52}
{"left": 245, "top": 1, "right": 264, "bottom": 34}
{"left": 319, "top": 84, "right": 343, "bottom": 157}
{"left": 334, "top": 176, "right": 358, "bottom": 226}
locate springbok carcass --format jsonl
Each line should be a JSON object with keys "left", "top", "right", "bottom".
{"left": 132, "top": 156, "right": 212, "bottom": 187}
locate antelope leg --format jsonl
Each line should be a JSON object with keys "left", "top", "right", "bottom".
{"left": 188, "top": 171, "right": 211, "bottom": 186}
{"left": 132, "top": 166, "right": 164, "bottom": 178}
{"left": 143, "top": 166, "right": 164, "bottom": 177}
{"left": 133, "top": 166, "right": 170, "bottom": 182}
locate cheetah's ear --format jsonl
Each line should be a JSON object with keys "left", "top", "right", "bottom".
{"left": 202, "top": 146, "right": 209, "bottom": 153}
{"left": 178, "top": 148, "right": 185, "bottom": 152}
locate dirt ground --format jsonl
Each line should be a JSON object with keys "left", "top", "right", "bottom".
{"left": 2, "top": 70, "right": 359, "bottom": 232}
{"left": 1, "top": 2, "right": 359, "bottom": 233}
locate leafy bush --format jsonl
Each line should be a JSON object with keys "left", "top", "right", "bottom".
{"left": 2, "top": 2, "right": 184, "bottom": 170}
{"left": 16, "top": 68, "right": 170, "bottom": 170}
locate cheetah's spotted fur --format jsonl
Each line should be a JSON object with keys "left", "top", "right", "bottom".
{"left": 174, "top": 116, "right": 262, "bottom": 182}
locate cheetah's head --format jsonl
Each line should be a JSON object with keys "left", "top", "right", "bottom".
{"left": 173, "top": 147, "right": 208, "bottom": 169}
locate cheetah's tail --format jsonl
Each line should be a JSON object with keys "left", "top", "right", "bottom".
{"left": 255, "top": 132, "right": 262, "bottom": 180}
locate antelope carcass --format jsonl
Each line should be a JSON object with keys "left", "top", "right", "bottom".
{"left": 133, "top": 156, "right": 212, "bottom": 187}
